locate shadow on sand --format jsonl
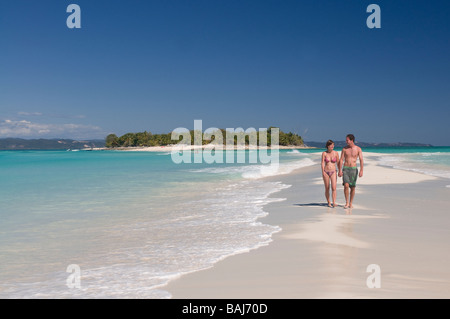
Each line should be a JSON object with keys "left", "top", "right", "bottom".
{"left": 294, "top": 203, "right": 345, "bottom": 208}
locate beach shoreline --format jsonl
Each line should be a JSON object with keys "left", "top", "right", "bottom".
{"left": 165, "top": 154, "right": 450, "bottom": 299}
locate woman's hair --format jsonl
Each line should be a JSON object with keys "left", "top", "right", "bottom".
{"left": 326, "top": 140, "right": 334, "bottom": 148}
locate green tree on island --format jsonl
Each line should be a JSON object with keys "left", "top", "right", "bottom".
{"left": 105, "top": 128, "right": 304, "bottom": 148}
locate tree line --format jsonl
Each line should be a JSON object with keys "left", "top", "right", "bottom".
{"left": 105, "top": 128, "right": 303, "bottom": 148}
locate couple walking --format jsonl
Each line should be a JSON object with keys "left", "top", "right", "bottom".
{"left": 321, "top": 134, "right": 364, "bottom": 209}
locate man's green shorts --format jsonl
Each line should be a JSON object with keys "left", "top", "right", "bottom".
{"left": 343, "top": 166, "right": 358, "bottom": 188}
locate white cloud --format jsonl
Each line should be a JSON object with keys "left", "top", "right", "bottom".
{"left": 0, "top": 119, "right": 104, "bottom": 139}
{"left": 17, "top": 112, "right": 44, "bottom": 116}
{"left": 17, "top": 111, "right": 86, "bottom": 119}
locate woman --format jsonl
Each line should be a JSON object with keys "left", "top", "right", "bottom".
{"left": 321, "top": 140, "right": 339, "bottom": 207}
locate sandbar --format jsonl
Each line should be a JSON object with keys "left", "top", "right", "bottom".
{"left": 165, "top": 154, "right": 450, "bottom": 298}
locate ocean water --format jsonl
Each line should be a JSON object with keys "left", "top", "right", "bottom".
{"left": 1, "top": 146, "right": 449, "bottom": 298}
{"left": 365, "top": 147, "right": 450, "bottom": 180}
{"left": 0, "top": 149, "right": 314, "bottom": 298}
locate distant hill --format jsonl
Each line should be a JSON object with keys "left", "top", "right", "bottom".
{"left": 0, "top": 138, "right": 105, "bottom": 150}
{"left": 304, "top": 141, "right": 433, "bottom": 148}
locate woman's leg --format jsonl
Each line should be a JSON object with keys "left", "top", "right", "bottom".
{"left": 322, "top": 172, "right": 331, "bottom": 206}
{"left": 331, "top": 171, "right": 337, "bottom": 207}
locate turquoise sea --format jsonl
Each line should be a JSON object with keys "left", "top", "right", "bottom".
{"left": 365, "top": 146, "right": 450, "bottom": 180}
{"left": 1, "top": 147, "right": 449, "bottom": 298}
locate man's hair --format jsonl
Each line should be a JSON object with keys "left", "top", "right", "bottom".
{"left": 346, "top": 134, "right": 355, "bottom": 142}
{"left": 326, "top": 140, "right": 334, "bottom": 148}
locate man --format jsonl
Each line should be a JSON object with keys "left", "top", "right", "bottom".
{"left": 338, "top": 134, "right": 364, "bottom": 209}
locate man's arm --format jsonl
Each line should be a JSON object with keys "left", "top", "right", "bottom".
{"left": 358, "top": 147, "right": 364, "bottom": 177}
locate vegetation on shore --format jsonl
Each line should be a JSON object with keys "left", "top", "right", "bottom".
{"left": 105, "top": 128, "right": 304, "bottom": 148}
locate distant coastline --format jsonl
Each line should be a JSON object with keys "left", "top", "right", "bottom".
{"left": 0, "top": 138, "right": 105, "bottom": 150}
{"left": 0, "top": 137, "right": 436, "bottom": 151}
{"left": 304, "top": 141, "right": 434, "bottom": 148}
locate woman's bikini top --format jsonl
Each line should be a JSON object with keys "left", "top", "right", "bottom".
{"left": 324, "top": 155, "right": 337, "bottom": 163}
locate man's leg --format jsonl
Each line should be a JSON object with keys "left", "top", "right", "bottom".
{"left": 344, "top": 183, "right": 350, "bottom": 208}
{"left": 349, "top": 186, "right": 356, "bottom": 208}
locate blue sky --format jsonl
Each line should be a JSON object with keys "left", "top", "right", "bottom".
{"left": 1, "top": 0, "right": 449, "bottom": 145}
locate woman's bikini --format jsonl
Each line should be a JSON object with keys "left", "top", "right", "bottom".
{"left": 324, "top": 154, "right": 337, "bottom": 177}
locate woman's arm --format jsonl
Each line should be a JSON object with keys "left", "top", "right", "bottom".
{"left": 321, "top": 152, "right": 325, "bottom": 173}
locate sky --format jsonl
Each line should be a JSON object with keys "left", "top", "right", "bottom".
{"left": 1, "top": 0, "right": 449, "bottom": 145}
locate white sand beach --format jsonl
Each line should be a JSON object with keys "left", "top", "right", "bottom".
{"left": 166, "top": 153, "right": 450, "bottom": 298}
